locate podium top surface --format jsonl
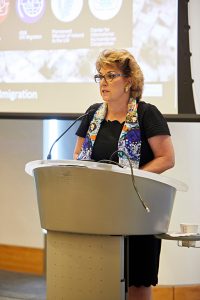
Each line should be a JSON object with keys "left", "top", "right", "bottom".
{"left": 25, "top": 159, "right": 187, "bottom": 192}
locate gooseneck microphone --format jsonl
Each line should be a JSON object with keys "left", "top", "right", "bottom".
{"left": 46, "top": 109, "right": 94, "bottom": 160}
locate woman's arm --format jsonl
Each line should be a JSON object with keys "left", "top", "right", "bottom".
{"left": 140, "top": 135, "right": 175, "bottom": 174}
{"left": 73, "top": 136, "right": 85, "bottom": 160}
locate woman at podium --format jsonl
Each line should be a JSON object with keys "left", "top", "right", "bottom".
{"left": 74, "top": 49, "right": 175, "bottom": 300}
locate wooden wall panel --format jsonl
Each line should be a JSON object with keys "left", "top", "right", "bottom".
{"left": 153, "top": 285, "right": 173, "bottom": 300}
{"left": 174, "top": 285, "right": 200, "bottom": 300}
{"left": 0, "top": 244, "right": 44, "bottom": 275}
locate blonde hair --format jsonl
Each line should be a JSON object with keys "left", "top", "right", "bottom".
{"left": 96, "top": 49, "right": 144, "bottom": 100}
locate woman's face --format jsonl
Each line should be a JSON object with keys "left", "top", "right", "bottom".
{"left": 98, "top": 65, "right": 131, "bottom": 104}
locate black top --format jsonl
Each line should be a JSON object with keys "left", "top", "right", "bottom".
{"left": 76, "top": 101, "right": 170, "bottom": 167}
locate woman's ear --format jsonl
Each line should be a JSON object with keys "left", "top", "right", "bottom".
{"left": 126, "top": 77, "right": 132, "bottom": 86}
{"left": 124, "top": 77, "right": 132, "bottom": 93}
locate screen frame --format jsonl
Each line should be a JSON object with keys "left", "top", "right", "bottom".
{"left": 0, "top": 0, "right": 199, "bottom": 122}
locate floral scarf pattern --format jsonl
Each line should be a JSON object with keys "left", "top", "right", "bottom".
{"left": 78, "top": 98, "right": 141, "bottom": 168}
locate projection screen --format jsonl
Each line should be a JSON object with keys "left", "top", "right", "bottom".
{"left": 0, "top": 0, "right": 178, "bottom": 115}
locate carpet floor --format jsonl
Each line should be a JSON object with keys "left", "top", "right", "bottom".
{"left": 0, "top": 270, "right": 46, "bottom": 300}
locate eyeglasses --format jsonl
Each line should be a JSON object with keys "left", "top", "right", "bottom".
{"left": 94, "top": 72, "right": 127, "bottom": 83}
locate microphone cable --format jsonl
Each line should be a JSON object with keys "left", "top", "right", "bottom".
{"left": 97, "top": 159, "right": 123, "bottom": 168}
{"left": 106, "top": 150, "right": 150, "bottom": 213}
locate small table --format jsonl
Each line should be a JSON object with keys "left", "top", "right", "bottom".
{"left": 156, "top": 233, "right": 200, "bottom": 248}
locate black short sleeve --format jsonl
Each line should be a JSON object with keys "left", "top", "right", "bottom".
{"left": 138, "top": 101, "right": 171, "bottom": 166}
{"left": 138, "top": 102, "right": 170, "bottom": 139}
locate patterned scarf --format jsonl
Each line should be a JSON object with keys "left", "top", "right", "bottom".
{"left": 78, "top": 98, "right": 141, "bottom": 168}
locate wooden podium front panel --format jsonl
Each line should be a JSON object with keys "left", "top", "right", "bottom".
{"left": 46, "top": 231, "right": 125, "bottom": 300}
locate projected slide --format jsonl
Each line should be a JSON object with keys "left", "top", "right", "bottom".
{"left": 0, "top": 0, "right": 178, "bottom": 115}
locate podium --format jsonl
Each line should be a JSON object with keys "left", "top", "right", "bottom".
{"left": 25, "top": 160, "right": 187, "bottom": 300}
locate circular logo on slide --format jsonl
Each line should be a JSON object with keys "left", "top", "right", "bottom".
{"left": 51, "top": 0, "right": 83, "bottom": 23}
{"left": 88, "top": 0, "right": 123, "bottom": 20}
{"left": 16, "top": 0, "right": 46, "bottom": 24}
{"left": 0, "top": 0, "right": 10, "bottom": 23}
